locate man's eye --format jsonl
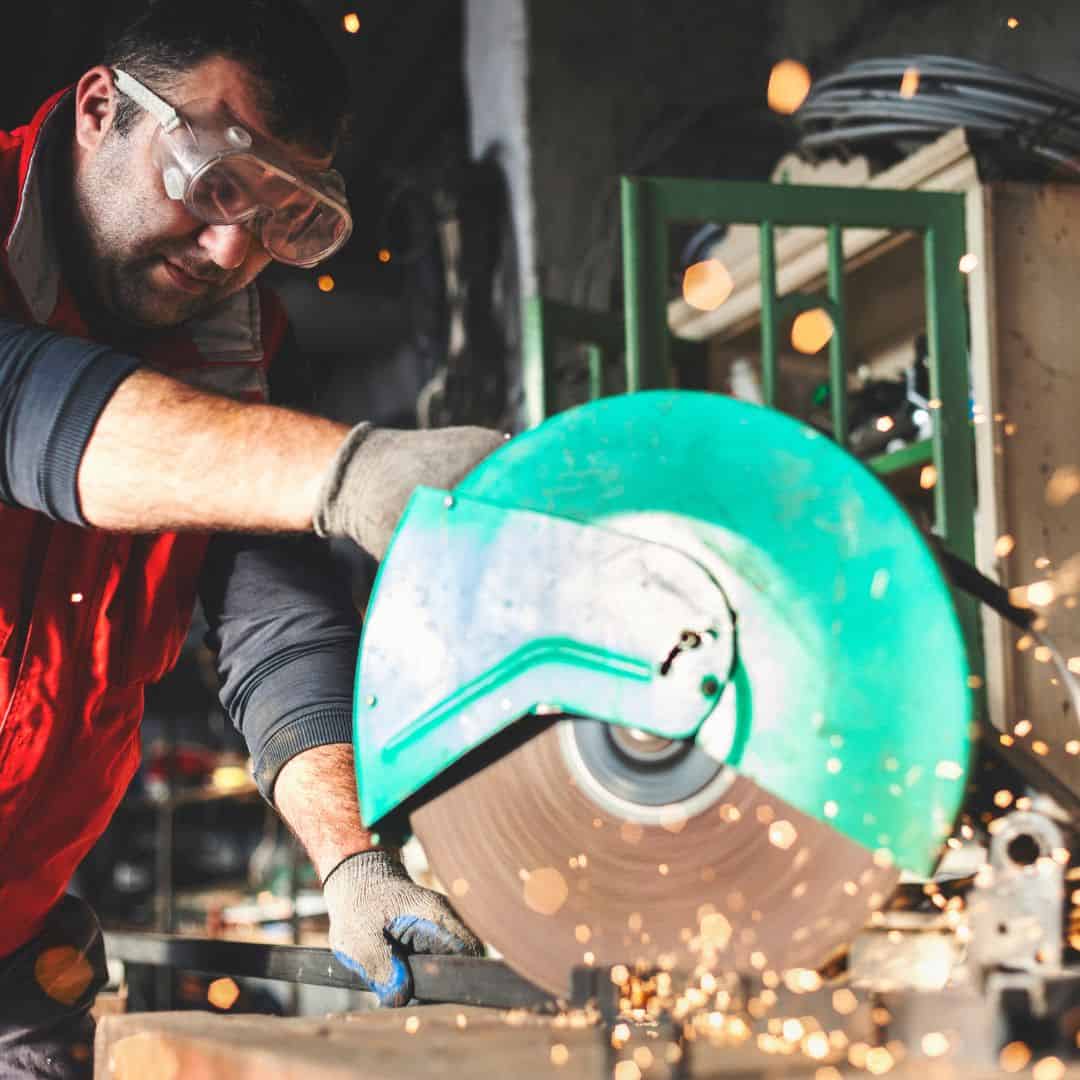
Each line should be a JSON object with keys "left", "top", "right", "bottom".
{"left": 212, "top": 178, "right": 240, "bottom": 207}
{"left": 204, "top": 173, "right": 251, "bottom": 217}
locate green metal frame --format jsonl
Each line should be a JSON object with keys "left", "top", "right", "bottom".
{"left": 620, "top": 177, "right": 975, "bottom": 559}
{"left": 619, "top": 177, "right": 980, "bottom": 664}
{"left": 521, "top": 296, "right": 705, "bottom": 429}
{"left": 521, "top": 298, "right": 625, "bottom": 428}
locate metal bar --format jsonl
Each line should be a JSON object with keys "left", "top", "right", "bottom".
{"left": 637, "top": 176, "right": 965, "bottom": 232}
{"left": 923, "top": 219, "right": 976, "bottom": 564}
{"left": 758, "top": 221, "right": 778, "bottom": 407}
{"left": 868, "top": 439, "right": 933, "bottom": 476}
{"left": 923, "top": 209, "right": 983, "bottom": 688}
{"left": 585, "top": 345, "right": 604, "bottom": 401}
{"left": 105, "top": 933, "right": 558, "bottom": 1011}
{"left": 621, "top": 178, "right": 671, "bottom": 391}
{"left": 825, "top": 225, "right": 849, "bottom": 446}
{"left": 521, "top": 295, "right": 549, "bottom": 428}
{"left": 523, "top": 297, "right": 626, "bottom": 420}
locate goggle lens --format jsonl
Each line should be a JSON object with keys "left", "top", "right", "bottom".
{"left": 188, "top": 157, "right": 350, "bottom": 266}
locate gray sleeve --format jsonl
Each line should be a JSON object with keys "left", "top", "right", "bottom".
{"left": 0, "top": 317, "right": 141, "bottom": 522}
{"left": 198, "top": 532, "right": 361, "bottom": 802}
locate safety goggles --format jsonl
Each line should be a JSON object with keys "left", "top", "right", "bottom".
{"left": 112, "top": 68, "right": 352, "bottom": 268}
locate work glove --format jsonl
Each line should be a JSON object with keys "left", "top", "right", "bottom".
{"left": 323, "top": 849, "right": 484, "bottom": 1007}
{"left": 313, "top": 423, "right": 506, "bottom": 560}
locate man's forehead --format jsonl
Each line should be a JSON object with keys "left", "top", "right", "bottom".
{"left": 167, "top": 55, "right": 333, "bottom": 170}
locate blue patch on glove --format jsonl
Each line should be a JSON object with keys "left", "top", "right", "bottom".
{"left": 388, "top": 914, "right": 475, "bottom": 956}
{"left": 333, "top": 947, "right": 412, "bottom": 1008}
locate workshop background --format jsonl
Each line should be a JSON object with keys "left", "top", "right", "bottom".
{"left": 5, "top": 0, "right": 1080, "bottom": 1063}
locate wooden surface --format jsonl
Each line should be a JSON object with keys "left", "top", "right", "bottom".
{"left": 95, "top": 1003, "right": 1080, "bottom": 1079}
{"left": 977, "top": 182, "right": 1080, "bottom": 783}
{"left": 95, "top": 1006, "right": 605, "bottom": 1080}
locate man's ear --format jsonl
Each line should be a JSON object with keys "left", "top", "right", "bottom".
{"left": 73, "top": 66, "right": 121, "bottom": 152}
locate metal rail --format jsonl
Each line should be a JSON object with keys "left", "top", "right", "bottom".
{"left": 105, "top": 932, "right": 559, "bottom": 1011}
{"left": 521, "top": 298, "right": 626, "bottom": 427}
{"left": 520, "top": 297, "right": 704, "bottom": 426}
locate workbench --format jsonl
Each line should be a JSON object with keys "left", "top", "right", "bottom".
{"left": 94, "top": 1004, "right": 1076, "bottom": 1079}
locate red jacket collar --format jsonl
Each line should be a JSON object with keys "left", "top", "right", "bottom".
{"left": 4, "top": 87, "right": 72, "bottom": 324}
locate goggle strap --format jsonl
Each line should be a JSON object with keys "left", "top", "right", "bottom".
{"left": 113, "top": 69, "right": 183, "bottom": 133}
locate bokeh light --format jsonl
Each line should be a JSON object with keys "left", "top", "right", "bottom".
{"left": 900, "top": 67, "right": 920, "bottom": 98}
{"left": 207, "top": 977, "right": 240, "bottom": 1010}
{"left": 1046, "top": 465, "right": 1080, "bottom": 506}
{"left": 768, "top": 60, "right": 812, "bottom": 114}
{"left": 682, "top": 259, "right": 734, "bottom": 311}
{"left": 211, "top": 765, "right": 249, "bottom": 791}
{"left": 791, "top": 308, "right": 834, "bottom": 354}
{"left": 521, "top": 867, "right": 569, "bottom": 915}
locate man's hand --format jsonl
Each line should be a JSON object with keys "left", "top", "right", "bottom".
{"left": 313, "top": 424, "right": 506, "bottom": 560}
{"left": 323, "top": 850, "right": 484, "bottom": 1007}
{"left": 274, "top": 746, "right": 482, "bottom": 1006}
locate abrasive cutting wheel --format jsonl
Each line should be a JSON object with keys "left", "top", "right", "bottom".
{"left": 411, "top": 721, "right": 902, "bottom": 996}
{"left": 357, "top": 391, "right": 973, "bottom": 998}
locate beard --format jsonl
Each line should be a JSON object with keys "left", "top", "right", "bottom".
{"left": 65, "top": 136, "right": 243, "bottom": 333}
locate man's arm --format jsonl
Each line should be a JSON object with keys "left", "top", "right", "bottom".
{"left": 78, "top": 367, "right": 346, "bottom": 532}
{"left": 274, "top": 744, "right": 376, "bottom": 877}
{"left": 0, "top": 317, "right": 503, "bottom": 558}
{"left": 198, "top": 530, "right": 373, "bottom": 873}
{"left": 0, "top": 316, "right": 343, "bottom": 530}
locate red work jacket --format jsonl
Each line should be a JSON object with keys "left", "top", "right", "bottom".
{"left": 0, "top": 89, "right": 288, "bottom": 956}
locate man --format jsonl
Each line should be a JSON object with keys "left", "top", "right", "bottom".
{"left": 0, "top": 1, "right": 500, "bottom": 1074}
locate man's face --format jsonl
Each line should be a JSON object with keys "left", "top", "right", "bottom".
{"left": 70, "top": 57, "right": 332, "bottom": 330}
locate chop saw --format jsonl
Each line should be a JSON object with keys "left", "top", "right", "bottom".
{"left": 352, "top": 389, "right": 973, "bottom": 999}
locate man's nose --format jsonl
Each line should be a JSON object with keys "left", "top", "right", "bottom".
{"left": 197, "top": 223, "right": 252, "bottom": 270}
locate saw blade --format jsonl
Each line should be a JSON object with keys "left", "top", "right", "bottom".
{"left": 387, "top": 390, "right": 969, "bottom": 993}
{"left": 411, "top": 719, "right": 899, "bottom": 998}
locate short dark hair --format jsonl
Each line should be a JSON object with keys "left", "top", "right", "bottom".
{"left": 103, "top": 0, "right": 351, "bottom": 155}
